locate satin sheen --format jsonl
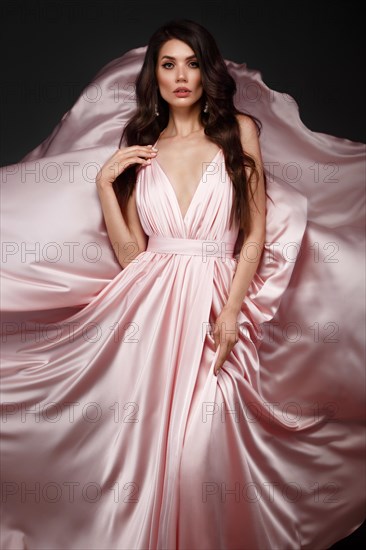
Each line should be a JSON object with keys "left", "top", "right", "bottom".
{"left": 1, "top": 46, "right": 365, "bottom": 549}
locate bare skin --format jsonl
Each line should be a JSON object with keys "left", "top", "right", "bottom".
{"left": 152, "top": 128, "right": 221, "bottom": 220}
{"left": 96, "top": 38, "right": 266, "bottom": 376}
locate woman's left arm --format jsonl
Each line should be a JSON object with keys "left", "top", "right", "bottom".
{"left": 213, "top": 114, "right": 266, "bottom": 375}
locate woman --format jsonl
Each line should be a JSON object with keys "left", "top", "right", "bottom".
{"left": 95, "top": 21, "right": 267, "bottom": 377}
{"left": 1, "top": 18, "right": 364, "bottom": 550}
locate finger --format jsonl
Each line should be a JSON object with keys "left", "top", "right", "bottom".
{"left": 212, "top": 325, "right": 220, "bottom": 350}
{"left": 213, "top": 363, "right": 218, "bottom": 376}
{"left": 121, "top": 146, "right": 158, "bottom": 157}
{"left": 116, "top": 150, "right": 156, "bottom": 162}
{"left": 108, "top": 156, "right": 150, "bottom": 177}
{"left": 134, "top": 150, "right": 158, "bottom": 162}
{"left": 213, "top": 335, "right": 220, "bottom": 351}
{"left": 214, "top": 346, "right": 228, "bottom": 376}
{"left": 125, "top": 156, "right": 152, "bottom": 167}
{"left": 214, "top": 360, "right": 222, "bottom": 376}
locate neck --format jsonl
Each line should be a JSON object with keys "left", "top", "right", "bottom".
{"left": 162, "top": 105, "right": 203, "bottom": 138}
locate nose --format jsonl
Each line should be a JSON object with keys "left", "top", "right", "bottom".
{"left": 175, "top": 65, "right": 188, "bottom": 81}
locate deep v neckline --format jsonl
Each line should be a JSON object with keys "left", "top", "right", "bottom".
{"left": 152, "top": 133, "right": 222, "bottom": 223}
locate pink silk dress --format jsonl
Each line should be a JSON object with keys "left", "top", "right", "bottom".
{"left": 1, "top": 45, "right": 365, "bottom": 549}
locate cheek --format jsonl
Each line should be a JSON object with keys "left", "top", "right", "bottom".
{"left": 157, "top": 71, "right": 171, "bottom": 89}
{"left": 193, "top": 73, "right": 203, "bottom": 89}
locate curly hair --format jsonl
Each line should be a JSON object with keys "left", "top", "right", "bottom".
{"left": 114, "top": 18, "right": 271, "bottom": 240}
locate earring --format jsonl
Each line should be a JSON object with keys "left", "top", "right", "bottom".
{"left": 154, "top": 103, "right": 159, "bottom": 117}
{"left": 203, "top": 101, "right": 208, "bottom": 113}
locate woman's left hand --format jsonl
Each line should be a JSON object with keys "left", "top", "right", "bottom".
{"left": 212, "top": 306, "right": 240, "bottom": 376}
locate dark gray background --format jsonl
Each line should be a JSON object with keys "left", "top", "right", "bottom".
{"left": 0, "top": 0, "right": 364, "bottom": 167}
{"left": 0, "top": 1, "right": 364, "bottom": 546}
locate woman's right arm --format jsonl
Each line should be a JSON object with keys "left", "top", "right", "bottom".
{"left": 96, "top": 145, "right": 157, "bottom": 269}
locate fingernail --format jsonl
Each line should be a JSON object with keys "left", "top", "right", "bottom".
{"left": 152, "top": 147, "right": 158, "bottom": 151}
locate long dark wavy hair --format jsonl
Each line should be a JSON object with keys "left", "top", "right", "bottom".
{"left": 114, "top": 18, "right": 271, "bottom": 241}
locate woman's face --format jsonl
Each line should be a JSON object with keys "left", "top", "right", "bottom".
{"left": 155, "top": 39, "right": 203, "bottom": 109}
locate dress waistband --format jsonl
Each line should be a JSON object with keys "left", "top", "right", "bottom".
{"left": 146, "top": 235, "right": 236, "bottom": 259}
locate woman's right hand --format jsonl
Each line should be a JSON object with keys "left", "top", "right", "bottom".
{"left": 96, "top": 144, "right": 158, "bottom": 189}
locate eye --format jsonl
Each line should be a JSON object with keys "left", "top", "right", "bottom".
{"left": 161, "top": 61, "right": 200, "bottom": 69}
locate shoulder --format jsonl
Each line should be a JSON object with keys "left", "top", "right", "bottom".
{"left": 234, "top": 113, "right": 261, "bottom": 158}
{"left": 235, "top": 113, "right": 258, "bottom": 141}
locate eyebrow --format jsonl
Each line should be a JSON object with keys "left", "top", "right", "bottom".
{"left": 160, "top": 55, "right": 198, "bottom": 60}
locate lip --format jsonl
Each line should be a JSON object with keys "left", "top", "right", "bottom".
{"left": 173, "top": 89, "right": 191, "bottom": 98}
{"left": 173, "top": 88, "right": 191, "bottom": 92}
{"left": 174, "top": 92, "right": 191, "bottom": 98}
